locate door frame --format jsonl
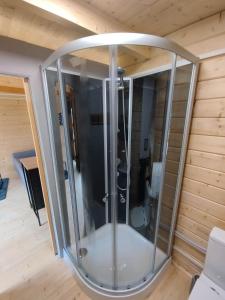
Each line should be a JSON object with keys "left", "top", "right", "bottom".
{"left": 0, "top": 72, "right": 58, "bottom": 254}
{"left": 23, "top": 78, "right": 57, "bottom": 252}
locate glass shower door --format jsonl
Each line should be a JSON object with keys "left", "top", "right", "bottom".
{"left": 41, "top": 33, "right": 199, "bottom": 298}
{"left": 43, "top": 42, "right": 197, "bottom": 293}
{"left": 48, "top": 48, "right": 116, "bottom": 289}
{"left": 114, "top": 46, "right": 178, "bottom": 290}
{"left": 154, "top": 59, "right": 194, "bottom": 269}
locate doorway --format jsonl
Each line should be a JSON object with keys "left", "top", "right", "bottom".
{"left": 0, "top": 74, "right": 56, "bottom": 250}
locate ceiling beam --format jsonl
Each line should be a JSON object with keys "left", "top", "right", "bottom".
{"left": 0, "top": 0, "right": 104, "bottom": 66}
{"left": 21, "top": 0, "right": 151, "bottom": 60}
{"left": 0, "top": 0, "right": 146, "bottom": 68}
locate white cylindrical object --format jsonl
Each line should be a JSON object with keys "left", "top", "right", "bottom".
{"left": 203, "top": 227, "right": 225, "bottom": 290}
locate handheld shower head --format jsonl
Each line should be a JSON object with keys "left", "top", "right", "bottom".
{"left": 117, "top": 67, "right": 125, "bottom": 76}
{"left": 117, "top": 67, "right": 125, "bottom": 90}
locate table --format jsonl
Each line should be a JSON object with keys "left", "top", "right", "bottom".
{"left": 20, "top": 156, "right": 45, "bottom": 226}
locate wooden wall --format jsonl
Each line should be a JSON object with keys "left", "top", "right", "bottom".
{"left": 156, "top": 65, "right": 192, "bottom": 254}
{"left": 122, "top": 9, "right": 225, "bottom": 276}
{"left": 0, "top": 77, "right": 34, "bottom": 179}
{"left": 173, "top": 54, "right": 225, "bottom": 275}
{"left": 127, "top": 10, "right": 225, "bottom": 76}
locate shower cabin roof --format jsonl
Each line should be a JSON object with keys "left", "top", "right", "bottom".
{"left": 42, "top": 32, "right": 199, "bottom": 70}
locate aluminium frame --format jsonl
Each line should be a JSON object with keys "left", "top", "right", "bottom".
{"left": 41, "top": 32, "right": 199, "bottom": 299}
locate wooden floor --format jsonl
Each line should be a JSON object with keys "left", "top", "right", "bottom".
{"left": 0, "top": 179, "right": 191, "bottom": 300}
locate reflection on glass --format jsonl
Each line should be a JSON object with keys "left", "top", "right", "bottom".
{"left": 155, "top": 62, "right": 193, "bottom": 269}
{"left": 60, "top": 50, "right": 115, "bottom": 289}
{"left": 129, "top": 71, "right": 170, "bottom": 274}
{"left": 46, "top": 69, "right": 77, "bottom": 254}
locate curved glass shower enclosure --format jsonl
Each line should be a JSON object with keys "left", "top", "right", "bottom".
{"left": 42, "top": 33, "right": 198, "bottom": 298}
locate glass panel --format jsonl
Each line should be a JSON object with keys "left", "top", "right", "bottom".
{"left": 43, "top": 41, "right": 196, "bottom": 292}
{"left": 60, "top": 48, "right": 114, "bottom": 289}
{"left": 45, "top": 62, "right": 77, "bottom": 256}
{"left": 154, "top": 59, "right": 193, "bottom": 270}
{"left": 131, "top": 69, "right": 171, "bottom": 278}
{"left": 115, "top": 46, "right": 173, "bottom": 289}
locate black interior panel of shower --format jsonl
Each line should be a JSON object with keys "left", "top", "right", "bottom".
{"left": 130, "top": 70, "right": 170, "bottom": 243}
{"left": 74, "top": 75, "right": 106, "bottom": 231}
{"left": 46, "top": 70, "right": 106, "bottom": 232}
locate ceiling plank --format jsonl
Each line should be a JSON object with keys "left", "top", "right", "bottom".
{"left": 0, "top": 0, "right": 145, "bottom": 67}
{"left": 0, "top": 0, "right": 84, "bottom": 49}
{"left": 126, "top": 10, "right": 225, "bottom": 75}
{"left": 21, "top": 0, "right": 151, "bottom": 59}
{"left": 81, "top": 0, "right": 225, "bottom": 37}
{"left": 0, "top": 0, "right": 106, "bottom": 65}
{"left": 23, "top": 0, "right": 124, "bottom": 33}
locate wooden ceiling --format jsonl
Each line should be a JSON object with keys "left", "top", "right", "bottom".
{"left": 0, "top": 0, "right": 90, "bottom": 50}
{"left": 1, "top": 0, "right": 225, "bottom": 69}
{"left": 81, "top": 0, "right": 225, "bottom": 36}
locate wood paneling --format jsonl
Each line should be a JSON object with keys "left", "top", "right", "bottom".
{"left": 0, "top": 77, "right": 34, "bottom": 178}
{"left": 193, "top": 98, "right": 225, "bottom": 118}
{"left": 0, "top": 75, "right": 25, "bottom": 94}
{"left": 186, "top": 150, "right": 225, "bottom": 173}
{"left": 0, "top": 0, "right": 149, "bottom": 66}
{"left": 179, "top": 202, "right": 225, "bottom": 231}
{"left": 174, "top": 54, "right": 225, "bottom": 275}
{"left": 181, "top": 191, "right": 225, "bottom": 221}
{"left": 189, "top": 134, "right": 225, "bottom": 155}
{"left": 82, "top": 0, "right": 225, "bottom": 37}
{"left": 173, "top": 249, "right": 202, "bottom": 276}
{"left": 198, "top": 55, "right": 225, "bottom": 81}
{"left": 191, "top": 117, "right": 225, "bottom": 136}
{"left": 127, "top": 11, "right": 225, "bottom": 75}
{"left": 156, "top": 68, "right": 191, "bottom": 255}
{"left": 196, "top": 77, "right": 225, "bottom": 100}
{"left": 167, "top": 147, "right": 181, "bottom": 161}
{"left": 184, "top": 164, "right": 225, "bottom": 190}
{"left": 183, "top": 178, "right": 225, "bottom": 206}
{"left": 176, "top": 225, "right": 208, "bottom": 249}
{"left": 0, "top": 76, "right": 25, "bottom": 90}
{"left": 1, "top": 1, "right": 225, "bottom": 71}
{"left": 177, "top": 214, "right": 210, "bottom": 241}
{"left": 174, "top": 237, "right": 205, "bottom": 264}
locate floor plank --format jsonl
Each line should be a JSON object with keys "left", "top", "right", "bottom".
{"left": 0, "top": 179, "right": 191, "bottom": 300}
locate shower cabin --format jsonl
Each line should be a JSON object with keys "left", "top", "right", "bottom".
{"left": 42, "top": 33, "right": 199, "bottom": 299}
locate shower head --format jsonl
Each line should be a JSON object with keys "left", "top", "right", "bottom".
{"left": 117, "top": 67, "right": 125, "bottom": 90}
{"left": 117, "top": 67, "right": 125, "bottom": 76}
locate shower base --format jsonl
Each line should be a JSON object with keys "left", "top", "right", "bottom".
{"left": 78, "top": 223, "right": 167, "bottom": 289}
